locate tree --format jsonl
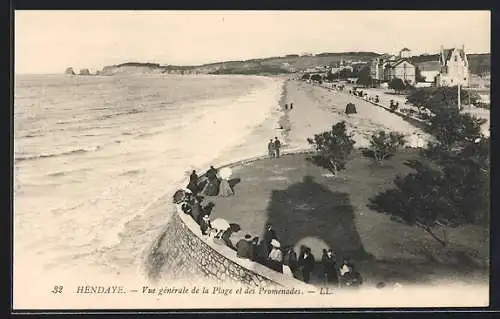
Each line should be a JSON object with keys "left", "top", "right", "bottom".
{"left": 337, "top": 68, "right": 354, "bottom": 79}
{"left": 428, "top": 109, "right": 484, "bottom": 149}
{"left": 368, "top": 163, "right": 465, "bottom": 246}
{"left": 388, "top": 78, "right": 406, "bottom": 93}
{"left": 369, "top": 131, "right": 406, "bottom": 162}
{"left": 407, "top": 87, "right": 481, "bottom": 115}
{"left": 356, "top": 66, "right": 372, "bottom": 87}
{"left": 310, "top": 74, "right": 322, "bottom": 82}
{"left": 307, "top": 121, "right": 356, "bottom": 175}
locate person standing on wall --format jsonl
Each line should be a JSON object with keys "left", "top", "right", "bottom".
{"left": 187, "top": 170, "right": 199, "bottom": 194}
{"left": 273, "top": 137, "right": 281, "bottom": 158}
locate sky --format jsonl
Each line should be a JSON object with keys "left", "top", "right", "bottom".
{"left": 14, "top": 11, "right": 491, "bottom": 74}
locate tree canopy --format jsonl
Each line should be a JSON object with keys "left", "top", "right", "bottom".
{"left": 406, "top": 87, "right": 481, "bottom": 115}
{"left": 356, "top": 66, "right": 372, "bottom": 87}
{"left": 388, "top": 78, "right": 406, "bottom": 92}
{"left": 307, "top": 121, "right": 356, "bottom": 175}
{"left": 428, "top": 110, "right": 485, "bottom": 148}
{"left": 368, "top": 85, "right": 489, "bottom": 246}
{"left": 310, "top": 74, "right": 322, "bottom": 82}
{"left": 369, "top": 130, "right": 406, "bottom": 162}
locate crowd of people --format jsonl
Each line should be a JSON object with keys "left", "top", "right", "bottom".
{"left": 187, "top": 166, "right": 234, "bottom": 198}
{"left": 173, "top": 136, "right": 363, "bottom": 289}
{"left": 174, "top": 185, "right": 364, "bottom": 289}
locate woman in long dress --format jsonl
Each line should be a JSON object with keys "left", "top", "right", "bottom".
{"left": 218, "top": 178, "right": 234, "bottom": 197}
{"left": 202, "top": 166, "right": 220, "bottom": 196}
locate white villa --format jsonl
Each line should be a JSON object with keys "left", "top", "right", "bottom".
{"left": 436, "top": 45, "right": 470, "bottom": 87}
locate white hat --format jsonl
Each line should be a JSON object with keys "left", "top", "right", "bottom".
{"left": 270, "top": 239, "right": 280, "bottom": 248}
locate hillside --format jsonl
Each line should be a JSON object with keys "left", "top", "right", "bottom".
{"left": 98, "top": 51, "right": 490, "bottom": 76}
{"left": 99, "top": 52, "right": 380, "bottom": 76}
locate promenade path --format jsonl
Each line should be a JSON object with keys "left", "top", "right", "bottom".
{"left": 204, "top": 80, "right": 488, "bottom": 287}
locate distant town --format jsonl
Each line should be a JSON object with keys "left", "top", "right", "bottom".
{"left": 65, "top": 46, "right": 490, "bottom": 107}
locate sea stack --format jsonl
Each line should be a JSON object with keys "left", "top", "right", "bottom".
{"left": 64, "top": 67, "right": 76, "bottom": 75}
{"left": 79, "top": 68, "right": 91, "bottom": 76}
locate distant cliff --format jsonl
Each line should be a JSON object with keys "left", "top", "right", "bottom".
{"left": 79, "top": 68, "right": 91, "bottom": 75}
{"left": 97, "top": 51, "right": 490, "bottom": 76}
{"left": 64, "top": 67, "right": 76, "bottom": 75}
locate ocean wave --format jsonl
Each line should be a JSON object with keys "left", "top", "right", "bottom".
{"left": 15, "top": 146, "right": 102, "bottom": 162}
{"left": 96, "top": 109, "right": 143, "bottom": 121}
{"left": 119, "top": 169, "right": 143, "bottom": 176}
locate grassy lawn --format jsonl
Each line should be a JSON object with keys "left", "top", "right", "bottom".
{"left": 203, "top": 149, "right": 488, "bottom": 286}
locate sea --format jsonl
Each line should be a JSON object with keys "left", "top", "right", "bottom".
{"left": 13, "top": 74, "right": 285, "bottom": 284}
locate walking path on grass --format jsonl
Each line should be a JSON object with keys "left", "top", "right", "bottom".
{"left": 202, "top": 80, "right": 488, "bottom": 287}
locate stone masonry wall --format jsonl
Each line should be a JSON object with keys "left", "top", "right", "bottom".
{"left": 146, "top": 153, "right": 317, "bottom": 290}
{"left": 155, "top": 212, "right": 281, "bottom": 287}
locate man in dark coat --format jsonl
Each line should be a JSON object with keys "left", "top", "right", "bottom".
{"left": 236, "top": 234, "right": 254, "bottom": 259}
{"left": 251, "top": 237, "right": 260, "bottom": 262}
{"left": 298, "top": 247, "right": 315, "bottom": 283}
{"left": 283, "top": 246, "right": 298, "bottom": 275}
{"left": 321, "top": 249, "right": 339, "bottom": 285}
{"left": 203, "top": 166, "right": 220, "bottom": 196}
{"left": 267, "top": 139, "right": 275, "bottom": 157}
{"left": 199, "top": 215, "right": 212, "bottom": 236}
{"left": 262, "top": 224, "right": 278, "bottom": 257}
{"left": 189, "top": 196, "right": 203, "bottom": 224}
{"left": 206, "top": 166, "right": 218, "bottom": 181}
{"left": 187, "top": 170, "right": 199, "bottom": 194}
{"left": 273, "top": 137, "right": 281, "bottom": 158}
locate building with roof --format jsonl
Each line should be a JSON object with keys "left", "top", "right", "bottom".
{"left": 370, "top": 49, "right": 416, "bottom": 84}
{"left": 385, "top": 59, "right": 416, "bottom": 84}
{"left": 435, "top": 45, "right": 470, "bottom": 87}
{"left": 400, "top": 48, "right": 412, "bottom": 59}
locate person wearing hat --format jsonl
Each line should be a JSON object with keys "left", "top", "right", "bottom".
{"left": 267, "top": 239, "right": 283, "bottom": 273}
{"left": 187, "top": 170, "right": 199, "bottom": 194}
{"left": 321, "top": 249, "right": 339, "bottom": 286}
{"left": 273, "top": 137, "right": 281, "bottom": 158}
{"left": 236, "top": 234, "right": 254, "bottom": 260}
{"left": 339, "top": 261, "right": 363, "bottom": 288}
{"left": 298, "top": 247, "right": 315, "bottom": 283}
{"left": 262, "top": 223, "right": 278, "bottom": 258}
{"left": 200, "top": 214, "right": 212, "bottom": 236}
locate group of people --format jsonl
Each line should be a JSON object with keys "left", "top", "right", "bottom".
{"left": 175, "top": 165, "right": 364, "bottom": 289}
{"left": 267, "top": 137, "right": 282, "bottom": 158}
{"left": 187, "top": 166, "right": 234, "bottom": 198}
{"left": 241, "top": 223, "right": 364, "bottom": 288}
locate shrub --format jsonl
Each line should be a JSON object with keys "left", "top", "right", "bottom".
{"left": 307, "top": 121, "right": 356, "bottom": 175}
{"left": 369, "top": 131, "right": 406, "bottom": 162}
{"left": 389, "top": 78, "right": 406, "bottom": 93}
{"left": 428, "top": 110, "right": 484, "bottom": 148}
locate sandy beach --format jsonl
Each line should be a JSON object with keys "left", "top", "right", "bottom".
{"left": 281, "top": 80, "right": 433, "bottom": 150}
{"left": 147, "top": 77, "right": 446, "bottom": 276}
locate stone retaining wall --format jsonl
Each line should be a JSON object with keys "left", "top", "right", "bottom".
{"left": 149, "top": 154, "right": 317, "bottom": 290}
